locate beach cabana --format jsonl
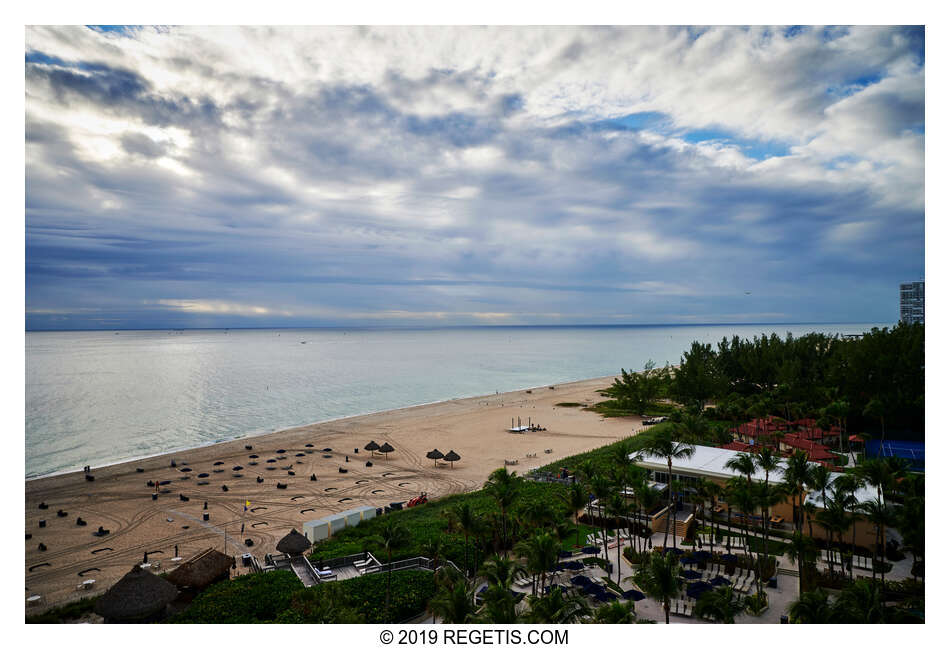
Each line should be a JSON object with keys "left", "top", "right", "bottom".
{"left": 327, "top": 512, "right": 347, "bottom": 534}
{"left": 165, "top": 547, "right": 232, "bottom": 592}
{"left": 443, "top": 450, "right": 460, "bottom": 468}
{"left": 426, "top": 449, "right": 444, "bottom": 466}
{"left": 94, "top": 564, "right": 179, "bottom": 623}
{"left": 303, "top": 518, "right": 331, "bottom": 543}
{"left": 276, "top": 528, "right": 312, "bottom": 556}
{"left": 355, "top": 505, "right": 377, "bottom": 522}
{"left": 364, "top": 441, "right": 380, "bottom": 455}
{"left": 340, "top": 508, "right": 363, "bottom": 527}
{"left": 379, "top": 442, "right": 395, "bottom": 457}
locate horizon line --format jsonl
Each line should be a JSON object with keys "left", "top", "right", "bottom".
{"left": 25, "top": 320, "right": 894, "bottom": 333}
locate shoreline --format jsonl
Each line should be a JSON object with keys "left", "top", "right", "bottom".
{"left": 26, "top": 373, "right": 620, "bottom": 481}
{"left": 25, "top": 373, "right": 640, "bottom": 609}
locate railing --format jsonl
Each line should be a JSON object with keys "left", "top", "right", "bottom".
{"left": 315, "top": 551, "right": 379, "bottom": 570}
{"left": 366, "top": 556, "right": 462, "bottom": 575}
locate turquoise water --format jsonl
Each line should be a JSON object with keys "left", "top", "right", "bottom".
{"left": 25, "top": 323, "right": 886, "bottom": 478}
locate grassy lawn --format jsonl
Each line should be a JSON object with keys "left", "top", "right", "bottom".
{"left": 559, "top": 523, "right": 600, "bottom": 551}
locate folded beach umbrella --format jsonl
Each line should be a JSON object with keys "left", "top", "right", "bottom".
{"left": 426, "top": 449, "right": 444, "bottom": 466}
{"left": 379, "top": 442, "right": 395, "bottom": 457}
{"left": 623, "top": 589, "right": 646, "bottom": 601}
{"left": 443, "top": 450, "right": 460, "bottom": 467}
{"left": 681, "top": 569, "right": 702, "bottom": 580}
{"left": 364, "top": 441, "right": 380, "bottom": 454}
{"left": 710, "top": 576, "right": 731, "bottom": 587}
{"left": 581, "top": 545, "right": 600, "bottom": 554}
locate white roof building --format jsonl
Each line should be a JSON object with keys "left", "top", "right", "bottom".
{"left": 630, "top": 443, "right": 878, "bottom": 507}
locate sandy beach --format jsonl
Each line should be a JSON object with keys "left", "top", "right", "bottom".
{"left": 25, "top": 375, "right": 641, "bottom": 609}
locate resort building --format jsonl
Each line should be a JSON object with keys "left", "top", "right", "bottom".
{"left": 900, "top": 280, "right": 924, "bottom": 325}
{"left": 629, "top": 443, "right": 881, "bottom": 548}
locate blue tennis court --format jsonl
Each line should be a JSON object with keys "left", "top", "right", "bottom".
{"left": 865, "top": 439, "right": 924, "bottom": 470}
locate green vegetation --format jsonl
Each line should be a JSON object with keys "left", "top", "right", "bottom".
{"left": 167, "top": 328, "right": 923, "bottom": 624}
{"left": 26, "top": 596, "right": 100, "bottom": 624}
{"left": 309, "top": 480, "right": 570, "bottom": 568}
{"left": 170, "top": 570, "right": 302, "bottom": 623}
{"left": 170, "top": 569, "right": 435, "bottom": 623}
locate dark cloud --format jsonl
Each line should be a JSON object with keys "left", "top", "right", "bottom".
{"left": 24, "top": 26, "right": 924, "bottom": 330}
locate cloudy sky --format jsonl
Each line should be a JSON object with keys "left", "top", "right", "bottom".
{"left": 25, "top": 25, "right": 924, "bottom": 330}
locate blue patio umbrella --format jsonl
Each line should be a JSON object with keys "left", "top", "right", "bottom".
{"left": 693, "top": 550, "right": 713, "bottom": 560}
{"left": 710, "top": 576, "right": 732, "bottom": 587}
{"left": 570, "top": 575, "right": 592, "bottom": 586}
{"left": 682, "top": 569, "right": 702, "bottom": 580}
{"left": 558, "top": 550, "right": 573, "bottom": 558}
{"left": 623, "top": 589, "right": 646, "bottom": 601}
{"left": 686, "top": 581, "right": 713, "bottom": 599}
{"left": 680, "top": 556, "right": 697, "bottom": 565}
{"left": 721, "top": 553, "right": 738, "bottom": 561}
{"left": 582, "top": 545, "right": 600, "bottom": 554}
{"left": 564, "top": 560, "right": 584, "bottom": 570}
{"left": 664, "top": 547, "right": 685, "bottom": 555}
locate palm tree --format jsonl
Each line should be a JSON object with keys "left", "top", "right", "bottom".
{"left": 641, "top": 430, "right": 696, "bottom": 549}
{"left": 862, "top": 398, "right": 887, "bottom": 446}
{"left": 484, "top": 467, "right": 522, "bottom": 556}
{"left": 478, "top": 553, "right": 526, "bottom": 590}
{"left": 725, "top": 478, "right": 758, "bottom": 568}
{"left": 590, "top": 599, "right": 636, "bottom": 624}
{"left": 788, "top": 588, "right": 835, "bottom": 623}
{"left": 524, "top": 588, "right": 591, "bottom": 623}
{"left": 834, "top": 578, "right": 887, "bottom": 623}
{"left": 376, "top": 517, "right": 411, "bottom": 622}
{"left": 445, "top": 502, "right": 479, "bottom": 576}
{"left": 806, "top": 464, "right": 833, "bottom": 568}
{"left": 477, "top": 554, "right": 526, "bottom": 623}
{"left": 428, "top": 578, "right": 479, "bottom": 623}
{"left": 753, "top": 447, "right": 782, "bottom": 591}
{"left": 859, "top": 500, "right": 894, "bottom": 590}
{"left": 422, "top": 536, "right": 445, "bottom": 573}
{"left": 783, "top": 532, "right": 818, "bottom": 596}
{"left": 781, "top": 451, "right": 811, "bottom": 534}
{"left": 629, "top": 549, "right": 682, "bottom": 624}
{"left": 695, "top": 585, "right": 744, "bottom": 623}
{"left": 603, "top": 492, "right": 628, "bottom": 577}
{"left": 562, "top": 481, "right": 588, "bottom": 549}
{"left": 590, "top": 472, "right": 614, "bottom": 552}
{"left": 514, "top": 531, "right": 559, "bottom": 596}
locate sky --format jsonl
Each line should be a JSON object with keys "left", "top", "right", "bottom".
{"left": 24, "top": 25, "right": 924, "bottom": 330}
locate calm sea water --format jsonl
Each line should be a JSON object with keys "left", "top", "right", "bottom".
{"left": 25, "top": 323, "right": 887, "bottom": 478}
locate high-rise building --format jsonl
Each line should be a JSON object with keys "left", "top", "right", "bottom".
{"left": 900, "top": 281, "right": 924, "bottom": 325}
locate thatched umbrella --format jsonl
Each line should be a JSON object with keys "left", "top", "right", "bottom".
{"left": 276, "top": 528, "right": 312, "bottom": 556}
{"left": 425, "top": 449, "right": 444, "bottom": 466}
{"left": 379, "top": 442, "right": 395, "bottom": 457}
{"left": 443, "top": 450, "right": 461, "bottom": 468}
{"left": 94, "top": 564, "right": 178, "bottom": 623}
{"left": 364, "top": 441, "right": 380, "bottom": 455}
{"left": 165, "top": 547, "right": 233, "bottom": 591}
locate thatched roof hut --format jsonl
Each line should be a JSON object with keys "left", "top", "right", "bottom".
{"left": 425, "top": 449, "right": 444, "bottom": 466}
{"left": 364, "top": 441, "right": 380, "bottom": 454}
{"left": 94, "top": 564, "right": 178, "bottom": 623}
{"left": 276, "top": 528, "right": 311, "bottom": 555}
{"left": 379, "top": 442, "right": 395, "bottom": 456}
{"left": 165, "top": 547, "right": 233, "bottom": 591}
{"left": 443, "top": 450, "right": 461, "bottom": 467}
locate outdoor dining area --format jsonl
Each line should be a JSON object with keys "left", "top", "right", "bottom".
{"left": 509, "top": 546, "right": 647, "bottom": 605}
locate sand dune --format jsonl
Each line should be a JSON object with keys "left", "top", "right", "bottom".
{"left": 25, "top": 375, "right": 642, "bottom": 609}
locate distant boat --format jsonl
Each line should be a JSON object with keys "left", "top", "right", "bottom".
{"left": 300, "top": 341, "right": 307, "bottom": 344}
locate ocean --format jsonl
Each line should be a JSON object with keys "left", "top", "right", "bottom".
{"left": 25, "top": 323, "right": 887, "bottom": 478}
